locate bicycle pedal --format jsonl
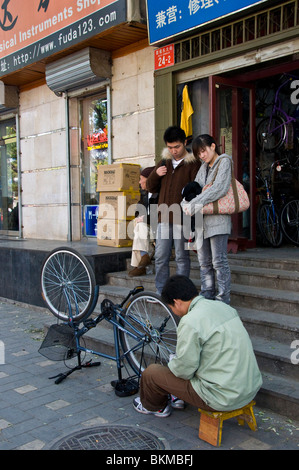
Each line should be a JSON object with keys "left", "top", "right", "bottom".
{"left": 83, "top": 319, "right": 96, "bottom": 329}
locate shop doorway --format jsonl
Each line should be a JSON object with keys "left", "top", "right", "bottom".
{"left": 0, "top": 117, "right": 19, "bottom": 236}
{"left": 79, "top": 93, "right": 109, "bottom": 237}
{"left": 210, "top": 76, "right": 256, "bottom": 247}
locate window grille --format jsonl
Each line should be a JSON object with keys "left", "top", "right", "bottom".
{"left": 174, "top": 1, "right": 298, "bottom": 64}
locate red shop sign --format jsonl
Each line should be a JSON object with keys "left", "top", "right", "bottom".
{"left": 154, "top": 44, "right": 174, "bottom": 70}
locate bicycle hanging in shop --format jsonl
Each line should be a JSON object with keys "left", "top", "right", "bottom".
{"left": 256, "top": 73, "right": 298, "bottom": 152}
{"left": 39, "top": 247, "right": 178, "bottom": 396}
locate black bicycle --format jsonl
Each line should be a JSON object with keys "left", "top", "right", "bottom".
{"left": 39, "top": 247, "right": 178, "bottom": 394}
{"left": 256, "top": 155, "right": 299, "bottom": 247}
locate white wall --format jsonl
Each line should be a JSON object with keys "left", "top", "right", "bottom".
{"left": 111, "top": 45, "right": 155, "bottom": 169}
{"left": 19, "top": 84, "right": 69, "bottom": 240}
{"left": 18, "top": 44, "right": 156, "bottom": 240}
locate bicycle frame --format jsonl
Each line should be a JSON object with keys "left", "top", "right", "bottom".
{"left": 259, "top": 74, "right": 297, "bottom": 150}
{"left": 63, "top": 285, "right": 147, "bottom": 383}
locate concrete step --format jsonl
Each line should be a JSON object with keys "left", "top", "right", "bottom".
{"left": 105, "top": 270, "right": 299, "bottom": 317}
{"left": 231, "top": 284, "right": 299, "bottom": 317}
{"left": 227, "top": 251, "right": 299, "bottom": 272}
{"left": 239, "top": 307, "right": 299, "bottom": 343}
{"left": 258, "top": 373, "right": 299, "bottom": 421}
{"left": 251, "top": 336, "right": 299, "bottom": 381}
{"left": 230, "top": 265, "right": 299, "bottom": 291}
{"left": 127, "top": 258, "right": 299, "bottom": 291}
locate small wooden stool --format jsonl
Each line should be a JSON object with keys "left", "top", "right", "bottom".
{"left": 198, "top": 400, "right": 257, "bottom": 446}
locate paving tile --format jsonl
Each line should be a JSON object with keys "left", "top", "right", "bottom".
{"left": 14, "top": 385, "right": 37, "bottom": 394}
{"left": 45, "top": 399, "right": 71, "bottom": 410}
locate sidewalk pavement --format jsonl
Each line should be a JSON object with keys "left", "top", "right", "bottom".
{"left": 0, "top": 298, "right": 298, "bottom": 453}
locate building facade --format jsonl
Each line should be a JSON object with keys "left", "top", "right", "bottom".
{"left": 0, "top": 0, "right": 155, "bottom": 241}
{"left": 0, "top": 0, "right": 298, "bottom": 247}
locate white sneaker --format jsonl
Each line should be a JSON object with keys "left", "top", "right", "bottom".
{"left": 133, "top": 397, "right": 171, "bottom": 418}
{"left": 169, "top": 394, "right": 185, "bottom": 409}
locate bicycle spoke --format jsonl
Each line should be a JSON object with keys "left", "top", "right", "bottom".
{"left": 41, "top": 248, "right": 96, "bottom": 321}
{"left": 119, "top": 292, "right": 178, "bottom": 375}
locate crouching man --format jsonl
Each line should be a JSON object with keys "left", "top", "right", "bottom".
{"left": 133, "top": 275, "right": 262, "bottom": 417}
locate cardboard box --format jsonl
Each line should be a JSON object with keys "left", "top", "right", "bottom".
{"left": 97, "top": 163, "right": 140, "bottom": 192}
{"left": 97, "top": 218, "right": 134, "bottom": 247}
{"left": 99, "top": 190, "right": 140, "bottom": 220}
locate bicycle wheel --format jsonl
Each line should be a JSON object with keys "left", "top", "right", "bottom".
{"left": 256, "top": 115, "right": 286, "bottom": 151}
{"left": 280, "top": 200, "right": 299, "bottom": 246}
{"left": 257, "top": 202, "right": 283, "bottom": 247}
{"left": 41, "top": 247, "right": 97, "bottom": 321}
{"left": 119, "top": 292, "right": 178, "bottom": 375}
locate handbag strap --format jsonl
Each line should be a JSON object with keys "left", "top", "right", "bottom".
{"left": 209, "top": 156, "right": 239, "bottom": 214}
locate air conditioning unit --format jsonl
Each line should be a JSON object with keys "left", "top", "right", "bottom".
{"left": 45, "top": 47, "right": 111, "bottom": 94}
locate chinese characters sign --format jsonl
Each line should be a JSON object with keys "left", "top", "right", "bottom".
{"left": 0, "top": 0, "right": 126, "bottom": 76}
{"left": 154, "top": 44, "right": 174, "bottom": 70}
{"left": 146, "top": 0, "right": 267, "bottom": 44}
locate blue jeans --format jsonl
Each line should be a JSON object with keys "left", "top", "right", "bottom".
{"left": 197, "top": 234, "right": 231, "bottom": 304}
{"left": 155, "top": 223, "right": 190, "bottom": 294}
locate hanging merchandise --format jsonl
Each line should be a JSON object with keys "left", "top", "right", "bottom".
{"left": 180, "top": 85, "right": 194, "bottom": 138}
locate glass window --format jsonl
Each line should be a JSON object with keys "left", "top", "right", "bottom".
{"left": 79, "top": 94, "right": 108, "bottom": 236}
{"left": 0, "top": 118, "right": 19, "bottom": 234}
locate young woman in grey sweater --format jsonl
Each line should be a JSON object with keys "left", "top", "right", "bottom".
{"left": 181, "top": 134, "right": 232, "bottom": 304}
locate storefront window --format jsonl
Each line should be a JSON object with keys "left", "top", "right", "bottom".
{"left": 79, "top": 94, "right": 108, "bottom": 236}
{"left": 0, "top": 118, "right": 19, "bottom": 234}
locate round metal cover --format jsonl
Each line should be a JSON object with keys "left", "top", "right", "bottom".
{"left": 49, "top": 425, "right": 169, "bottom": 450}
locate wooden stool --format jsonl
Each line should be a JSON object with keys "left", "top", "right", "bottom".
{"left": 198, "top": 400, "right": 257, "bottom": 447}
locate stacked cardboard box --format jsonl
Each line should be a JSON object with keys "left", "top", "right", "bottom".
{"left": 96, "top": 163, "right": 140, "bottom": 247}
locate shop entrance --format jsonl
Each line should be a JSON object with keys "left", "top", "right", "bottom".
{"left": 178, "top": 63, "right": 299, "bottom": 248}
{"left": 0, "top": 117, "right": 19, "bottom": 236}
{"left": 210, "top": 76, "right": 256, "bottom": 247}
{"left": 79, "top": 93, "right": 109, "bottom": 237}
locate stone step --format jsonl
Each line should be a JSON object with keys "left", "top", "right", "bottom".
{"left": 251, "top": 336, "right": 299, "bottom": 381}
{"left": 231, "top": 284, "right": 299, "bottom": 317}
{"left": 105, "top": 270, "right": 299, "bottom": 317}
{"left": 126, "top": 259, "right": 299, "bottom": 291}
{"left": 227, "top": 251, "right": 299, "bottom": 272}
{"left": 258, "top": 373, "right": 299, "bottom": 421}
{"left": 238, "top": 307, "right": 299, "bottom": 343}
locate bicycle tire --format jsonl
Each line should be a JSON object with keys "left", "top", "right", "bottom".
{"left": 256, "top": 115, "right": 286, "bottom": 151}
{"left": 41, "top": 247, "right": 97, "bottom": 322}
{"left": 280, "top": 200, "right": 299, "bottom": 246}
{"left": 257, "top": 203, "right": 283, "bottom": 247}
{"left": 119, "top": 291, "right": 178, "bottom": 375}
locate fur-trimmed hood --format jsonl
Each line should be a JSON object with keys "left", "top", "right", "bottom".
{"left": 161, "top": 147, "right": 198, "bottom": 164}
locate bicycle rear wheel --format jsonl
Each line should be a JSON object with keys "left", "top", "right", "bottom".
{"left": 41, "top": 247, "right": 97, "bottom": 321}
{"left": 119, "top": 292, "right": 178, "bottom": 375}
{"left": 256, "top": 115, "right": 286, "bottom": 151}
{"left": 257, "top": 202, "right": 283, "bottom": 247}
{"left": 280, "top": 200, "right": 299, "bottom": 246}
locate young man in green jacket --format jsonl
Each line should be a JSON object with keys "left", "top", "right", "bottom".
{"left": 133, "top": 275, "right": 262, "bottom": 418}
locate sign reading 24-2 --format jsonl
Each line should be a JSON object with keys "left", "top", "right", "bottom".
{"left": 146, "top": 0, "right": 268, "bottom": 44}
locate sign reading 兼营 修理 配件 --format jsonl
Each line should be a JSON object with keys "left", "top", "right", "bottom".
{"left": 146, "top": 0, "right": 268, "bottom": 45}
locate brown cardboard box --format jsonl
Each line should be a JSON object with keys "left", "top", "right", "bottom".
{"left": 97, "top": 163, "right": 140, "bottom": 192}
{"left": 99, "top": 190, "right": 140, "bottom": 220}
{"left": 97, "top": 218, "right": 134, "bottom": 247}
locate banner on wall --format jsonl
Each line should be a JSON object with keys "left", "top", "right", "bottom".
{"left": 0, "top": 0, "right": 126, "bottom": 77}
{"left": 146, "top": 0, "right": 268, "bottom": 45}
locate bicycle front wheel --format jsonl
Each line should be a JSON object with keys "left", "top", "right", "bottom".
{"left": 257, "top": 202, "right": 283, "bottom": 247}
{"left": 41, "top": 247, "right": 97, "bottom": 321}
{"left": 256, "top": 115, "right": 286, "bottom": 151}
{"left": 280, "top": 200, "right": 299, "bottom": 246}
{"left": 119, "top": 292, "right": 178, "bottom": 375}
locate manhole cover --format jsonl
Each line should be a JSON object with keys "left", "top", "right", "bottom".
{"left": 49, "top": 425, "right": 169, "bottom": 450}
